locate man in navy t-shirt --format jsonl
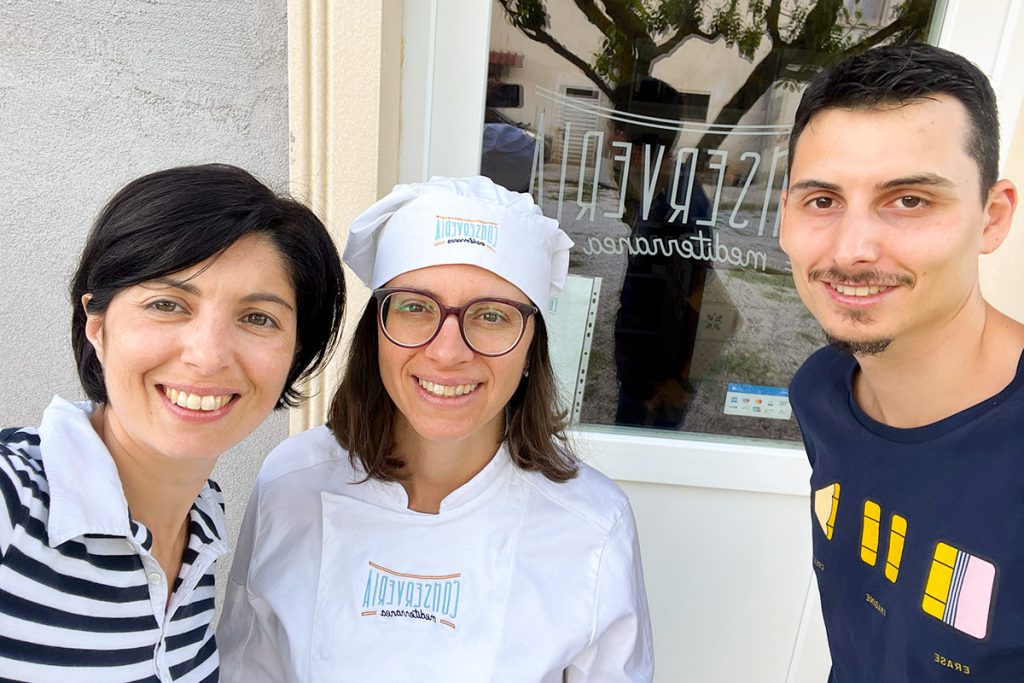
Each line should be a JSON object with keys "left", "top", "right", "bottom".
{"left": 781, "top": 44, "right": 1023, "bottom": 681}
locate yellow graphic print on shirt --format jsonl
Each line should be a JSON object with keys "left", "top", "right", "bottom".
{"left": 814, "top": 483, "right": 840, "bottom": 540}
{"left": 861, "top": 500, "right": 882, "bottom": 566}
{"left": 884, "top": 514, "right": 907, "bottom": 583}
{"left": 859, "top": 501, "right": 908, "bottom": 581}
{"left": 812, "top": 484, "right": 998, "bottom": 642}
{"left": 922, "top": 542, "right": 996, "bottom": 640}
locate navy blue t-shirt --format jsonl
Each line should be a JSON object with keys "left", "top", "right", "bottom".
{"left": 791, "top": 346, "right": 1024, "bottom": 682}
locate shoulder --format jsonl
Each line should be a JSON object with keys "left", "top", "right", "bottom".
{"left": 255, "top": 424, "right": 354, "bottom": 489}
{"left": 515, "top": 461, "right": 633, "bottom": 536}
{"left": 0, "top": 426, "right": 46, "bottom": 487}
{"left": 0, "top": 427, "right": 41, "bottom": 449}
{"left": 199, "top": 477, "right": 226, "bottom": 514}
{"left": 790, "top": 346, "right": 855, "bottom": 409}
{"left": 0, "top": 426, "right": 47, "bottom": 528}
{"left": 790, "top": 347, "right": 861, "bottom": 465}
{"left": 0, "top": 426, "right": 42, "bottom": 458}
{"left": 792, "top": 346, "right": 853, "bottom": 389}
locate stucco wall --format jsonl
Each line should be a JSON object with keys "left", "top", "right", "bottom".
{"left": 0, "top": 0, "right": 290, "bottom": 612}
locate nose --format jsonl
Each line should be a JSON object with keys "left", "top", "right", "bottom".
{"left": 424, "top": 313, "right": 475, "bottom": 365}
{"left": 831, "top": 206, "right": 882, "bottom": 270}
{"left": 180, "top": 314, "right": 232, "bottom": 375}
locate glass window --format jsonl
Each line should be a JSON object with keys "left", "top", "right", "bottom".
{"left": 481, "top": 0, "right": 940, "bottom": 442}
{"left": 845, "top": 0, "right": 890, "bottom": 24}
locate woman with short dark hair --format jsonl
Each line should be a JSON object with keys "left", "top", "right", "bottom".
{"left": 0, "top": 164, "right": 345, "bottom": 682}
{"left": 219, "top": 176, "right": 653, "bottom": 681}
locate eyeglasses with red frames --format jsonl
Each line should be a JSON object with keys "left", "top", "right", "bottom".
{"left": 372, "top": 287, "right": 539, "bottom": 357}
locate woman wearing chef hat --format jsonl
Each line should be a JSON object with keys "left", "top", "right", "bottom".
{"left": 218, "top": 176, "right": 653, "bottom": 682}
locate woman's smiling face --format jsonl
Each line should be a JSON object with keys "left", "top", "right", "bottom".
{"left": 377, "top": 263, "right": 534, "bottom": 453}
{"left": 85, "top": 233, "right": 298, "bottom": 464}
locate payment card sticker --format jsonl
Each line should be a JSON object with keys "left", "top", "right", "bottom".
{"left": 922, "top": 542, "right": 996, "bottom": 640}
{"left": 723, "top": 384, "right": 792, "bottom": 420}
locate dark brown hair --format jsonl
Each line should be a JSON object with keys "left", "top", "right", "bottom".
{"left": 328, "top": 298, "right": 578, "bottom": 482}
{"left": 71, "top": 164, "right": 345, "bottom": 408}
{"left": 790, "top": 43, "right": 999, "bottom": 202}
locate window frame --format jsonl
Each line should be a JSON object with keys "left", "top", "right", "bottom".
{"left": 399, "top": 0, "right": 1024, "bottom": 491}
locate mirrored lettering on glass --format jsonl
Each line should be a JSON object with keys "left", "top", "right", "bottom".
{"left": 481, "top": 0, "right": 939, "bottom": 441}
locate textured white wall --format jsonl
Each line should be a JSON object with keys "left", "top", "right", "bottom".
{"left": 0, "top": 0, "right": 290, "bottom": 612}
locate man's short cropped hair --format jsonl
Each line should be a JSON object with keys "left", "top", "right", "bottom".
{"left": 789, "top": 43, "right": 999, "bottom": 201}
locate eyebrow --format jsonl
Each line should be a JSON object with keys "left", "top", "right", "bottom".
{"left": 151, "top": 277, "right": 200, "bottom": 294}
{"left": 788, "top": 179, "right": 841, "bottom": 193}
{"left": 789, "top": 173, "right": 957, "bottom": 195}
{"left": 876, "top": 174, "right": 956, "bottom": 191}
{"left": 240, "top": 293, "right": 295, "bottom": 311}
{"left": 150, "top": 277, "right": 295, "bottom": 311}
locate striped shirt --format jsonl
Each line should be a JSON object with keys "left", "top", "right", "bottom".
{"left": 0, "top": 396, "right": 227, "bottom": 682}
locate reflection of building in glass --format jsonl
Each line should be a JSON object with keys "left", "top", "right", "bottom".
{"left": 845, "top": 0, "right": 889, "bottom": 24}
{"left": 487, "top": 0, "right": 930, "bottom": 190}
{"left": 481, "top": 0, "right": 935, "bottom": 441}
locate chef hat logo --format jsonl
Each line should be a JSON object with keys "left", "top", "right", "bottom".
{"left": 433, "top": 214, "right": 500, "bottom": 252}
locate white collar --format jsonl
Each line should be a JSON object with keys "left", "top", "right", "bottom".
{"left": 38, "top": 396, "right": 226, "bottom": 553}
{"left": 364, "top": 442, "right": 514, "bottom": 514}
{"left": 39, "top": 396, "right": 133, "bottom": 547}
{"left": 438, "top": 442, "right": 512, "bottom": 512}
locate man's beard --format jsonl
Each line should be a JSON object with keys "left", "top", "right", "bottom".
{"left": 825, "top": 332, "right": 892, "bottom": 356}
{"left": 809, "top": 266, "right": 910, "bottom": 357}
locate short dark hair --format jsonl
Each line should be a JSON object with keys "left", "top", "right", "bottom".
{"left": 789, "top": 43, "right": 999, "bottom": 201}
{"left": 328, "top": 299, "right": 578, "bottom": 482}
{"left": 71, "top": 164, "right": 346, "bottom": 408}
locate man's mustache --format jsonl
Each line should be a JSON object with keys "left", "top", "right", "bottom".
{"left": 807, "top": 266, "right": 915, "bottom": 288}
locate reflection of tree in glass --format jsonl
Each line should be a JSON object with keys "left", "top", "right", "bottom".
{"left": 496, "top": 0, "right": 932, "bottom": 153}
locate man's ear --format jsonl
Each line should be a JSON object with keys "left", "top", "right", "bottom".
{"left": 82, "top": 294, "right": 105, "bottom": 365}
{"left": 980, "top": 179, "right": 1018, "bottom": 255}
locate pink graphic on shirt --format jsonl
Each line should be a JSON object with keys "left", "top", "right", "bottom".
{"left": 922, "top": 542, "right": 997, "bottom": 640}
{"left": 952, "top": 557, "right": 996, "bottom": 639}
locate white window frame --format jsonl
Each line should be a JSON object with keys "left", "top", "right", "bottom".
{"left": 400, "top": 0, "right": 1024, "bottom": 493}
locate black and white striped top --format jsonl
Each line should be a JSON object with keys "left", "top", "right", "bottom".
{"left": 0, "top": 397, "right": 227, "bottom": 682}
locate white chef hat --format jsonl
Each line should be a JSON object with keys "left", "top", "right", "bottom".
{"left": 343, "top": 176, "right": 573, "bottom": 319}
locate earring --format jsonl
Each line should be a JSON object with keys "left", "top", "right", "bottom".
{"left": 522, "top": 365, "right": 530, "bottom": 378}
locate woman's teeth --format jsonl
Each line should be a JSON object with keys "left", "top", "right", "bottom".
{"left": 832, "top": 283, "right": 884, "bottom": 297}
{"left": 164, "top": 387, "right": 233, "bottom": 411}
{"left": 418, "top": 379, "right": 478, "bottom": 397}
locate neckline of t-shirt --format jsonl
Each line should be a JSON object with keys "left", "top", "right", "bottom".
{"left": 846, "top": 348, "right": 1024, "bottom": 444}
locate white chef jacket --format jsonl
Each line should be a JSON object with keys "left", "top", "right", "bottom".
{"left": 218, "top": 426, "right": 653, "bottom": 682}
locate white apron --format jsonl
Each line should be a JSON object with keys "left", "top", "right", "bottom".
{"left": 309, "top": 475, "right": 524, "bottom": 681}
